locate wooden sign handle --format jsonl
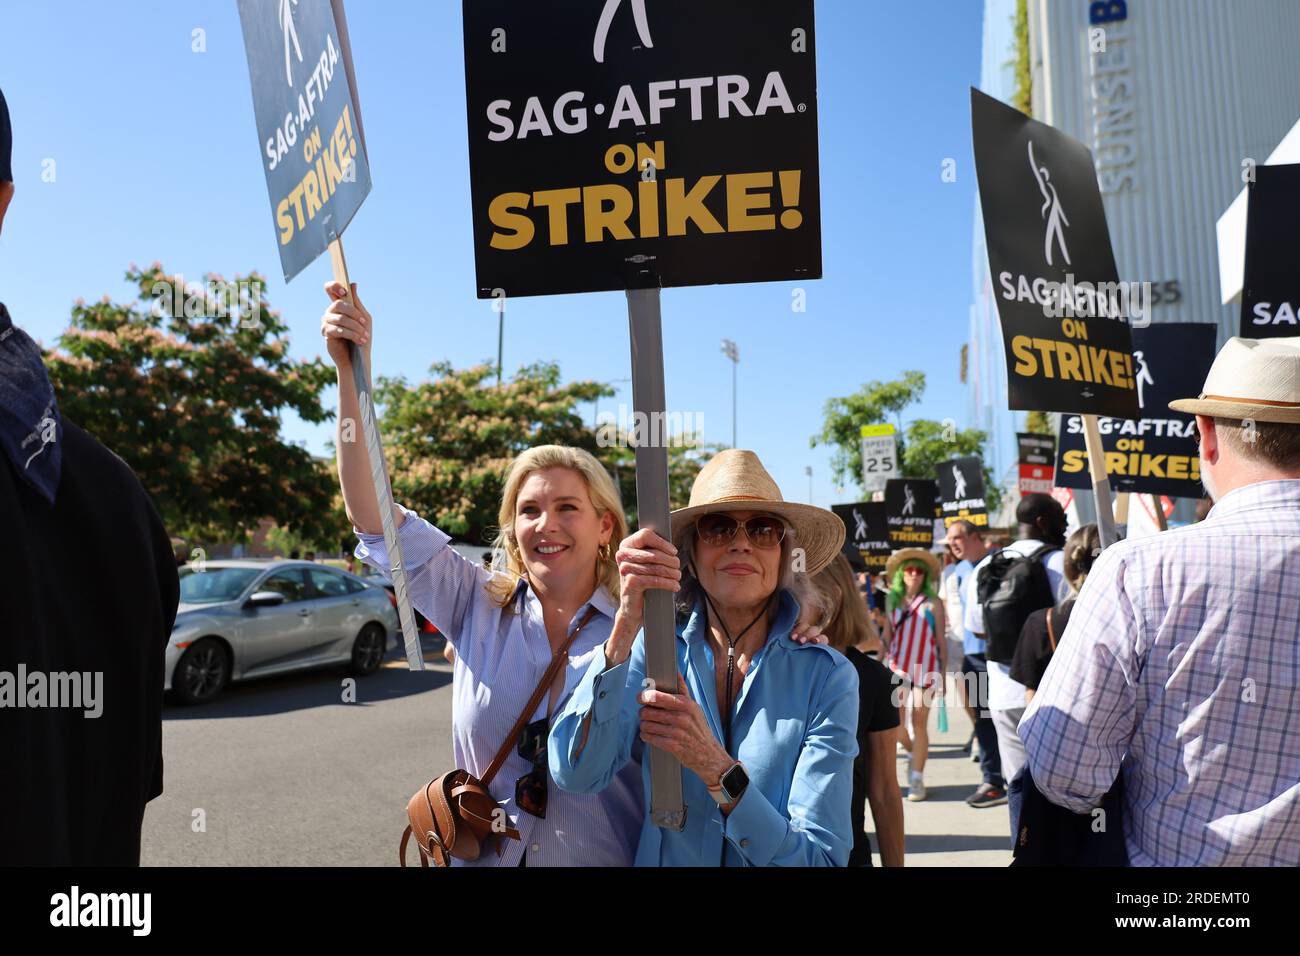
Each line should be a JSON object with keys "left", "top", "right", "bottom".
{"left": 329, "top": 239, "right": 424, "bottom": 672}
{"left": 1081, "top": 413, "right": 1119, "bottom": 548}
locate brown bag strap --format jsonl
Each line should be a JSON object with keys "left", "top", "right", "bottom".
{"left": 1046, "top": 608, "right": 1058, "bottom": 652}
{"left": 480, "top": 606, "right": 599, "bottom": 787}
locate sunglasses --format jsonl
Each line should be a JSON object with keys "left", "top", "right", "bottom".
{"left": 695, "top": 512, "right": 788, "bottom": 549}
{"left": 515, "top": 718, "right": 549, "bottom": 819}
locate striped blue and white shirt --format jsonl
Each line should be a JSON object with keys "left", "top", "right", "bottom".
{"left": 355, "top": 505, "right": 643, "bottom": 867}
{"left": 1020, "top": 479, "right": 1300, "bottom": 866}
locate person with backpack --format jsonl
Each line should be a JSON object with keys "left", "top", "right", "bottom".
{"left": 1010, "top": 524, "right": 1100, "bottom": 701}
{"left": 964, "top": 494, "right": 1070, "bottom": 842}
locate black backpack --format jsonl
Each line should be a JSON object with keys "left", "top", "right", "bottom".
{"left": 976, "top": 544, "right": 1057, "bottom": 664}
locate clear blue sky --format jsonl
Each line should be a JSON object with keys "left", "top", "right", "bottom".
{"left": 0, "top": 0, "right": 986, "bottom": 510}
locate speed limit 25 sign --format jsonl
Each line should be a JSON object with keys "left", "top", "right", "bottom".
{"left": 860, "top": 423, "right": 897, "bottom": 494}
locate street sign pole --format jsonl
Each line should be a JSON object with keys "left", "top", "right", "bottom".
{"left": 626, "top": 287, "right": 686, "bottom": 832}
{"left": 330, "top": 239, "right": 424, "bottom": 672}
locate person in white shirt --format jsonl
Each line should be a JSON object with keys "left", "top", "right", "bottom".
{"left": 964, "top": 494, "right": 1069, "bottom": 842}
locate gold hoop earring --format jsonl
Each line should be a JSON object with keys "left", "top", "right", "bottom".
{"left": 598, "top": 542, "right": 612, "bottom": 563}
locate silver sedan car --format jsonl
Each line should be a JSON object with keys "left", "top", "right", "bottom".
{"left": 167, "top": 560, "right": 399, "bottom": 704}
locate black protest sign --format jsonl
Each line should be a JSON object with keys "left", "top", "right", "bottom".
{"left": 832, "top": 502, "right": 891, "bottom": 573}
{"left": 1017, "top": 433, "right": 1056, "bottom": 494}
{"left": 1055, "top": 323, "right": 1216, "bottom": 499}
{"left": 238, "top": 0, "right": 372, "bottom": 282}
{"left": 1241, "top": 164, "right": 1300, "bottom": 340}
{"left": 971, "top": 89, "right": 1138, "bottom": 418}
{"left": 936, "top": 456, "right": 988, "bottom": 528}
{"left": 461, "top": 0, "right": 821, "bottom": 299}
{"left": 884, "top": 479, "right": 937, "bottom": 550}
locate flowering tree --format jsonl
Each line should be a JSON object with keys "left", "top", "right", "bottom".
{"left": 43, "top": 263, "right": 341, "bottom": 548}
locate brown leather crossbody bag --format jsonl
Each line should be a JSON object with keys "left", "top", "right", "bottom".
{"left": 398, "top": 606, "right": 599, "bottom": 867}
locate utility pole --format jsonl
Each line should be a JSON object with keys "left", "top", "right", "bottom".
{"left": 720, "top": 338, "right": 739, "bottom": 447}
{"left": 804, "top": 464, "right": 813, "bottom": 504}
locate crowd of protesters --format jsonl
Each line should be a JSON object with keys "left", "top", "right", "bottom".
{"left": 4, "top": 75, "right": 1298, "bottom": 865}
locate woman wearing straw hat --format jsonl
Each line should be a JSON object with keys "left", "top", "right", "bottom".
{"left": 549, "top": 449, "right": 859, "bottom": 866}
{"left": 882, "top": 547, "right": 947, "bottom": 801}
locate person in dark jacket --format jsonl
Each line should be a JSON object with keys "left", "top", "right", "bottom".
{"left": 1010, "top": 524, "right": 1100, "bottom": 700}
{"left": 815, "top": 551, "right": 905, "bottom": 866}
{"left": 0, "top": 86, "right": 179, "bottom": 864}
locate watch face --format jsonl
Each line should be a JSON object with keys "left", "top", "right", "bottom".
{"left": 721, "top": 764, "right": 749, "bottom": 798}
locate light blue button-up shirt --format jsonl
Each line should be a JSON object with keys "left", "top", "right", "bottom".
{"left": 355, "top": 505, "right": 643, "bottom": 867}
{"left": 549, "top": 590, "right": 859, "bottom": 866}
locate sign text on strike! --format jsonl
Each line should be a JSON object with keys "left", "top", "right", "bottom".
{"left": 488, "top": 141, "right": 805, "bottom": 251}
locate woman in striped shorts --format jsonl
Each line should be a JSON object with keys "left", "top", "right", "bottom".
{"left": 884, "top": 548, "right": 946, "bottom": 801}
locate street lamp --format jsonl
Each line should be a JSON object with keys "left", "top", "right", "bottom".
{"left": 720, "top": 338, "right": 739, "bottom": 447}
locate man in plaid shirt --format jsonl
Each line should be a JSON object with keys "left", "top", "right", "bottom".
{"left": 1020, "top": 336, "right": 1300, "bottom": 866}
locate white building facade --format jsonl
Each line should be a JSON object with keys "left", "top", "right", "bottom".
{"left": 970, "top": 0, "right": 1300, "bottom": 518}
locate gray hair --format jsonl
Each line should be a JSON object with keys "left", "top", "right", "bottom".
{"left": 674, "top": 522, "right": 820, "bottom": 624}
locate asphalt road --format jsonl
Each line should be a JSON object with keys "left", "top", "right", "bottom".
{"left": 142, "top": 634, "right": 1011, "bottom": 866}
{"left": 141, "top": 637, "right": 453, "bottom": 866}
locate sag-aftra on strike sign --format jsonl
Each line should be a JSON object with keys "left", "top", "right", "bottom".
{"left": 972, "top": 89, "right": 1138, "bottom": 419}
{"left": 462, "top": 0, "right": 822, "bottom": 298}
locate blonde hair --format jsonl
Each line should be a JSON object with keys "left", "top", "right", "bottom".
{"left": 485, "top": 445, "right": 627, "bottom": 608}
{"left": 812, "top": 553, "right": 879, "bottom": 653}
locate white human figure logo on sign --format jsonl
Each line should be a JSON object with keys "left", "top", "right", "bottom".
{"left": 279, "top": 0, "right": 303, "bottom": 87}
{"left": 594, "top": 0, "right": 654, "bottom": 64}
{"left": 852, "top": 508, "right": 868, "bottom": 541}
{"left": 1028, "top": 140, "right": 1071, "bottom": 267}
{"left": 1133, "top": 350, "right": 1154, "bottom": 410}
{"left": 902, "top": 484, "right": 916, "bottom": 516}
{"left": 953, "top": 464, "right": 967, "bottom": 500}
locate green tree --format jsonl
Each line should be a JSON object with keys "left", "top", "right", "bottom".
{"left": 43, "top": 264, "right": 342, "bottom": 547}
{"left": 372, "top": 361, "right": 608, "bottom": 545}
{"left": 371, "top": 361, "right": 718, "bottom": 545}
{"left": 1024, "top": 409, "right": 1054, "bottom": 435}
{"left": 812, "top": 371, "right": 1002, "bottom": 512}
{"left": 595, "top": 427, "right": 721, "bottom": 525}
{"left": 811, "top": 370, "right": 926, "bottom": 485}
{"left": 1012, "top": 0, "right": 1032, "bottom": 116}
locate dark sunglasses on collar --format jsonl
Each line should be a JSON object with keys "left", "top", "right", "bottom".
{"left": 515, "top": 718, "right": 549, "bottom": 819}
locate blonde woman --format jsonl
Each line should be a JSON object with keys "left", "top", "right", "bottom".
{"left": 321, "top": 281, "right": 643, "bottom": 866}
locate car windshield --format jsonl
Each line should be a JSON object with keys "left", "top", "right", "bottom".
{"left": 179, "top": 567, "right": 262, "bottom": 605}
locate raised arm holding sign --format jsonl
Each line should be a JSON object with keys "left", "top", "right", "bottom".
{"left": 237, "top": 0, "right": 424, "bottom": 671}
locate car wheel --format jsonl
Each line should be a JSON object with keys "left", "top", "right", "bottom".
{"left": 174, "top": 638, "right": 231, "bottom": 705}
{"left": 350, "top": 623, "right": 386, "bottom": 676}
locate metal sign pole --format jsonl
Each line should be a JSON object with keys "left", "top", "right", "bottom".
{"left": 626, "top": 287, "right": 686, "bottom": 831}
{"left": 330, "top": 239, "right": 424, "bottom": 671}
{"left": 1081, "top": 413, "right": 1119, "bottom": 548}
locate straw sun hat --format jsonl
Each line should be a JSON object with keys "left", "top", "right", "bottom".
{"left": 670, "top": 449, "right": 846, "bottom": 575}
{"left": 884, "top": 548, "right": 941, "bottom": 582}
{"left": 1168, "top": 335, "right": 1300, "bottom": 424}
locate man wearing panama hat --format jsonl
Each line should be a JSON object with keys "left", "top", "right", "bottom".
{"left": 550, "top": 449, "right": 862, "bottom": 866}
{"left": 1021, "top": 336, "right": 1300, "bottom": 866}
